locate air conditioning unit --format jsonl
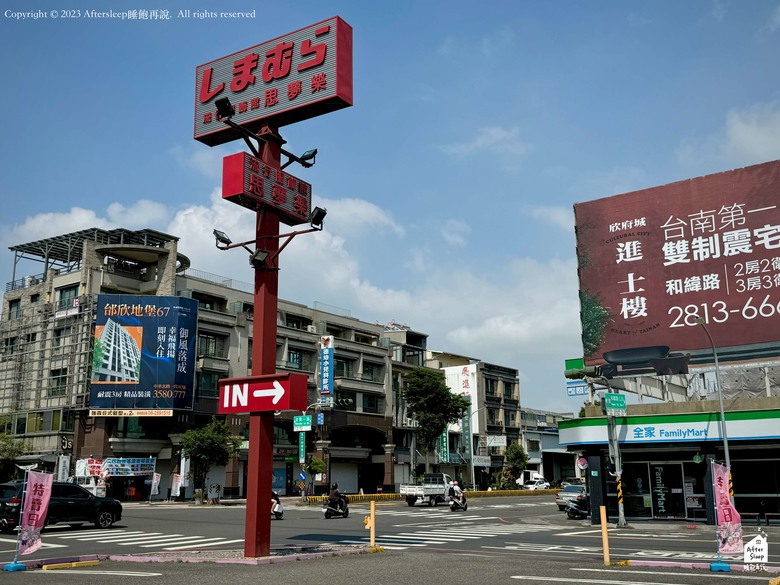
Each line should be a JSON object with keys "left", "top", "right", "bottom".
{"left": 306, "top": 325, "right": 317, "bottom": 333}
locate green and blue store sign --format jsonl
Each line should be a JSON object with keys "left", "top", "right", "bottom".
{"left": 559, "top": 409, "right": 780, "bottom": 446}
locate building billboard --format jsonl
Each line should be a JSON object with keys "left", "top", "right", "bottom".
{"left": 90, "top": 295, "right": 198, "bottom": 415}
{"left": 222, "top": 151, "right": 312, "bottom": 225}
{"left": 574, "top": 159, "right": 780, "bottom": 365}
{"left": 194, "top": 16, "right": 353, "bottom": 146}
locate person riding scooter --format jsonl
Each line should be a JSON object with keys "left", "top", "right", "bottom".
{"left": 328, "top": 483, "right": 345, "bottom": 512}
{"left": 453, "top": 481, "right": 466, "bottom": 505}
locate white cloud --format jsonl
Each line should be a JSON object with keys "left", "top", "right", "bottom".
{"left": 107, "top": 200, "right": 172, "bottom": 228}
{"left": 676, "top": 101, "right": 780, "bottom": 169}
{"left": 314, "top": 197, "right": 405, "bottom": 238}
{"left": 722, "top": 101, "right": 780, "bottom": 165}
{"left": 710, "top": 0, "right": 727, "bottom": 22}
{"left": 438, "top": 126, "right": 530, "bottom": 160}
{"left": 171, "top": 143, "right": 230, "bottom": 180}
{"left": 527, "top": 206, "right": 574, "bottom": 233}
{"left": 440, "top": 219, "right": 471, "bottom": 248}
{"left": 6, "top": 208, "right": 114, "bottom": 245}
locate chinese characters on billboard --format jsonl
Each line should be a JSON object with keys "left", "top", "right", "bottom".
{"left": 574, "top": 160, "right": 780, "bottom": 365}
{"left": 194, "top": 16, "right": 353, "bottom": 145}
{"left": 222, "top": 151, "right": 312, "bottom": 225}
{"left": 18, "top": 471, "right": 53, "bottom": 555}
{"left": 89, "top": 295, "right": 198, "bottom": 416}
{"left": 319, "top": 335, "right": 334, "bottom": 396}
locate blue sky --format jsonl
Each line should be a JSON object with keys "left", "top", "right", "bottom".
{"left": 2, "top": 1, "right": 780, "bottom": 413}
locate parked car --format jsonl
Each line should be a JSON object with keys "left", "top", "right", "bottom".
{"left": 520, "top": 478, "right": 551, "bottom": 490}
{"left": 0, "top": 481, "right": 122, "bottom": 533}
{"left": 555, "top": 484, "right": 587, "bottom": 511}
{"left": 560, "top": 477, "right": 585, "bottom": 488}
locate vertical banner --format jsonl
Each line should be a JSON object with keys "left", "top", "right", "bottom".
{"left": 171, "top": 473, "right": 182, "bottom": 497}
{"left": 319, "top": 336, "right": 334, "bottom": 396}
{"left": 713, "top": 461, "right": 743, "bottom": 554}
{"left": 461, "top": 397, "right": 472, "bottom": 461}
{"left": 151, "top": 472, "right": 161, "bottom": 496}
{"left": 439, "top": 431, "right": 449, "bottom": 464}
{"left": 18, "top": 471, "right": 53, "bottom": 555}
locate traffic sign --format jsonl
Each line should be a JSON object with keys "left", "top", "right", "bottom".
{"left": 299, "top": 431, "right": 306, "bottom": 464}
{"left": 604, "top": 392, "right": 626, "bottom": 416}
{"left": 294, "top": 415, "right": 312, "bottom": 432}
{"left": 218, "top": 373, "right": 308, "bottom": 414}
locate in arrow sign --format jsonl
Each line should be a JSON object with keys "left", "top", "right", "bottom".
{"left": 252, "top": 380, "right": 285, "bottom": 404}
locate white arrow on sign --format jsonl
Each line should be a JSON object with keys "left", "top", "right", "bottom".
{"left": 252, "top": 380, "right": 285, "bottom": 404}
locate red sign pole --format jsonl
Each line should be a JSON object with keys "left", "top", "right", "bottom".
{"left": 244, "top": 123, "right": 282, "bottom": 558}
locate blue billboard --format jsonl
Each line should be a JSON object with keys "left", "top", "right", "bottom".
{"left": 90, "top": 295, "right": 198, "bottom": 415}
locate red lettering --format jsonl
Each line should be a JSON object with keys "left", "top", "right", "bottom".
{"left": 293, "top": 195, "right": 308, "bottom": 216}
{"left": 311, "top": 73, "right": 327, "bottom": 93}
{"left": 199, "top": 67, "right": 224, "bottom": 103}
{"left": 298, "top": 37, "right": 328, "bottom": 72}
{"left": 249, "top": 174, "right": 263, "bottom": 196}
{"left": 265, "top": 88, "right": 279, "bottom": 107}
{"left": 231, "top": 53, "right": 259, "bottom": 92}
{"left": 262, "top": 42, "right": 294, "bottom": 82}
{"left": 288, "top": 80, "right": 302, "bottom": 100}
{"left": 272, "top": 185, "right": 287, "bottom": 206}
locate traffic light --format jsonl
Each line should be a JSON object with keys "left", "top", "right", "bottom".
{"left": 334, "top": 398, "right": 354, "bottom": 407}
{"left": 564, "top": 365, "right": 614, "bottom": 380}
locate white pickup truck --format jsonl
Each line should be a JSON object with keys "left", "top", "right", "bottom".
{"left": 399, "top": 473, "right": 454, "bottom": 507}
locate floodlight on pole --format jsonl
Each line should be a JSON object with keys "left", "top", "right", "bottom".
{"left": 248, "top": 249, "right": 270, "bottom": 270}
{"left": 309, "top": 207, "right": 327, "bottom": 230}
{"left": 213, "top": 229, "right": 232, "bottom": 248}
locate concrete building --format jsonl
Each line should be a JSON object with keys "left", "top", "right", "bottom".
{"left": 3, "top": 227, "right": 575, "bottom": 499}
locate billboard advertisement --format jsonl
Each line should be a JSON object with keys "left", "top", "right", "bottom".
{"left": 222, "top": 151, "right": 312, "bottom": 225}
{"left": 90, "top": 294, "right": 198, "bottom": 416}
{"left": 574, "top": 159, "right": 780, "bottom": 365}
{"left": 194, "top": 16, "right": 353, "bottom": 146}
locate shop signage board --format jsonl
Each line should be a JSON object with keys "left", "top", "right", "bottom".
{"left": 219, "top": 372, "right": 308, "bottom": 414}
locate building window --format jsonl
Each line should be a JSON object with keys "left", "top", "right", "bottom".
{"left": 362, "top": 394, "right": 382, "bottom": 414}
{"left": 56, "top": 284, "right": 78, "bottom": 311}
{"left": 30, "top": 293, "right": 40, "bottom": 304}
{"left": 527, "top": 439, "right": 541, "bottom": 453}
{"left": 198, "top": 372, "right": 222, "bottom": 399}
{"left": 8, "top": 299, "right": 21, "bottom": 320}
{"left": 503, "top": 381, "right": 515, "bottom": 399}
{"left": 248, "top": 338, "right": 253, "bottom": 370}
{"left": 362, "top": 362, "right": 382, "bottom": 383}
{"left": 335, "top": 358, "right": 353, "bottom": 378}
{"left": 26, "top": 411, "right": 62, "bottom": 433}
{"left": 52, "top": 327, "right": 65, "bottom": 348}
{"left": 3, "top": 337, "right": 18, "bottom": 355}
{"left": 485, "top": 378, "right": 498, "bottom": 396}
{"left": 288, "top": 349, "right": 303, "bottom": 369}
{"left": 25, "top": 332, "right": 37, "bottom": 343}
{"left": 504, "top": 412, "right": 514, "bottom": 427}
{"left": 198, "top": 332, "right": 229, "bottom": 359}
{"left": 50, "top": 368, "right": 68, "bottom": 397}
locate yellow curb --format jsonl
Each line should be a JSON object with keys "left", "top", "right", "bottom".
{"left": 42, "top": 560, "right": 100, "bottom": 570}
{"left": 768, "top": 576, "right": 780, "bottom": 585}
{"left": 369, "top": 546, "right": 385, "bottom": 553}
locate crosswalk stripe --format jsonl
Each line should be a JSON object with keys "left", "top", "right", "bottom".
{"left": 141, "top": 537, "right": 230, "bottom": 548}
{"left": 55, "top": 530, "right": 150, "bottom": 540}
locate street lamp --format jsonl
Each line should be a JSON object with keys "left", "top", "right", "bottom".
{"left": 692, "top": 318, "right": 731, "bottom": 472}
{"left": 468, "top": 404, "right": 488, "bottom": 491}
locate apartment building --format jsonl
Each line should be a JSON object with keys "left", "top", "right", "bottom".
{"left": 1, "top": 227, "right": 580, "bottom": 498}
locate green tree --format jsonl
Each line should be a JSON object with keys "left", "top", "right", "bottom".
{"left": 180, "top": 417, "right": 241, "bottom": 492}
{"left": 402, "top": 368, "right": 470, "bottom": 451}
{"left": 504, "top": 442, "right": 529, "bottom": 479}
{"left": 0, "top": 416, "right": 28, "bottom": 481}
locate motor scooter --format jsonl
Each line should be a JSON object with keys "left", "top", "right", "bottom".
{"left": 449, "top": 492, "right": 468, "bottom": 512}
{"left": 565, "top": 495, "right": 590, "bottom": 519}
{"left": 271, "top": 491, "right": 284, "bottom": 520}
{"left": 322, "top": 494, "right": 350, "bottom": 519}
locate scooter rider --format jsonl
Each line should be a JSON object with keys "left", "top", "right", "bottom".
{"left": 453, "top": 481, "right": 466, "bottom": 504}
{"left": 328, "top": 483, "right": 343, "bottom": 511}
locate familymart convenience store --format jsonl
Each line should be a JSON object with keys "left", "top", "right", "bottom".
{"left": 559, "top": 408, "right": 780, "bottom": 522}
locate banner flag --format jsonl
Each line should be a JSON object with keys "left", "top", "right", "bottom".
{"left": 18, "top": 471, "right": 53, "bottom": 555}
{"left": 713, "top": 461, "right": 743, "bottom": 554}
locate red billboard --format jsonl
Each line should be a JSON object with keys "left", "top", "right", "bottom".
{"left": 194, "top": 16, "right": 353, "bottom": 145}
{"left": 574, "top": 159, "right": 780, "bottom": 365}
{"left": 222, "top": 152, "right": 312, "bottom": 226}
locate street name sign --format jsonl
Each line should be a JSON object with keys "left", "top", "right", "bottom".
{"left": 218, "top": 373, "right": 308, "bottom": 414}
{"left": 604, "top": 392, "right": 626, "bottom": 416}
{"left": 294, "top": 415, "right": 312, "bottom": 432}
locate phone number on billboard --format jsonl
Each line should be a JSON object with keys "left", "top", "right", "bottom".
{"left": 670, "top": 295, "right": 780, "bottom": 327}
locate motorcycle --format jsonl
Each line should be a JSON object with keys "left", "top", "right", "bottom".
{"left": 271, "top": 491, "right": 284, "bottom": 520}
{"left": 449, "top": 492, "right": 468, "bottom": 512}
{"left": 565, "top": 495, "right": 590, "bottom": 519}
{"left": 322, "top": 494, "right": 350, "bottom": 519}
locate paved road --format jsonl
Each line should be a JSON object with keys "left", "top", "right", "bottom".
{"left": 4, "top": 495, "right": 778, "bottom": 574}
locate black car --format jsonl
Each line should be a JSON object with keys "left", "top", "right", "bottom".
{"left": 0, "top": 481, "right": 122, "bottom": 533}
